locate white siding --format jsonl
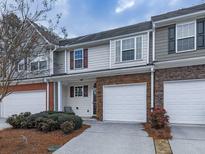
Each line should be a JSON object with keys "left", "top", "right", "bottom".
{"left": 64, "top": 81, "right": 95, "bottom": 117}
{"left": 110, "top": 33, "right": 148, "bottom": 69}
{"left": 67, "top": 45, "right": 110, "bottom": 73}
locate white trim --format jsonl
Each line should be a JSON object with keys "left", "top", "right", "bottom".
{"left": 152, "top": 29, "right": 155, "bottom": 61}
{"left": 57, "top": 81, "right": 63, "bottom": 111}
{"left": 46, "top": 82, "right": 49, "bottom": 111}
{"left": 147, "top": 31, "right": 150, "bottom": 64}
{"left": 153, "top": 10, "right": 205, "bottom": 25}
{"left": 164, "top": 78, "right": 205, "bottom": 84}
{"left": 64, "top": 50, "right": 67, "bottom": 73}
{"left": 103, "top": 82, "right": 147, "bottom": 88}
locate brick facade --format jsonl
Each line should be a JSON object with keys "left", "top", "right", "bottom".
{"left": 96, "top": 73, "right": 151, "bottom": 120}
{"left": 8, "top": 82, "right": 54, "bottom": 111}
{"left": 155, "top": 64, "right": 205, "bottom": 106}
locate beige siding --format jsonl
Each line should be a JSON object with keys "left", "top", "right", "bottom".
{"left": 110, "top": 33, "right": 149, "bottom": 69}
{"left": 155, "top": 26, "right": 205, "bottom": 62}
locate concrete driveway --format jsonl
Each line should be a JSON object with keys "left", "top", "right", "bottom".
{"left": 54, "top": 120, "right": 155, "bottom": 154}
{"left": 170, "top": 125, "right": 205, "bottom": 154}
{"left": 0, "top": 118, "right": 11, "bottom": 130}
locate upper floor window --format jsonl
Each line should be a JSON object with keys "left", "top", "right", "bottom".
{"left": 30, "top": 55, "right": 48, "bottom": 71}
{"left": 115, "top": 36, "right": 142, "bottom": 63}
{"left": 74, "top": 49, "right": 83, "bottom": 69}
{"left": 176, "top": 21, "right": 196, "bottom": 52}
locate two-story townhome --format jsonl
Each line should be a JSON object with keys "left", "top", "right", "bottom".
{"left": 2, "top": 3, "right": 205, "bottom": 125}
{"left": 152, "top": 3, "right": 205, "bottom": 124}
{"left": 49, "top": 21, "right": 153, "bottom": 122}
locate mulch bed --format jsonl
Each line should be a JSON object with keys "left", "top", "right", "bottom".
{"left": 143, "top": 123, "right": 172, "bottom": 139}
{"left": 154, "top": 139, "right": 173, "bottom": 154}
{"left": 0, "top": 124, "right": 90, "bottom": 154}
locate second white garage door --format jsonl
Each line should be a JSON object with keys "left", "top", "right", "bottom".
{"left": 0, "top": 90, "right": 46, "bottom": 118}
{"left": 103, "top": 83, "right": 147, "bottom": 122}
{"left": 164, "top": 80, "right": 205, "bottom": 124}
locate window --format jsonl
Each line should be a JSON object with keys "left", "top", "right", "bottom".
{"left": 115, "top": 36, "right": 143, "bottom": 62}
{"left": 122, "top": 38, "right": 135, "bottom": 61}
{"left": 74, "top": 49, "right": 83, "bottom": 69}
{"left": 176, "top": 22, "right": 196, "bottom": 52}
{"left": 75, "top": 86, "right": 83, "bottom": 97}
{"left": 18, "top": 63, "right": 24, "bottom": 71}
{"left": 39, "top": 61, "right": 47, "bottom": 70}
{"left": 197, "top": 18, "right": 205, "bottom": 49}
{"left": 31, "top": 62, "right": 38, "bottom": 71}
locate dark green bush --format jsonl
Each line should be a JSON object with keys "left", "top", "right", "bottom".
{"left": 60, "top": 121, "right": 75, "bottom": 134}
{"left": 6, "top": 112, "right": 31, "bottom": 128}
{"left": 6, "top": 111, "right": 82, "bottom": 133}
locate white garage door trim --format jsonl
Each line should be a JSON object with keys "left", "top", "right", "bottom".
{"left": 103, "top": 83, "right": 147, "bottom": 122}
{"left": 0, "top": 90, "right": 46, "bottom": 118}
{"left": 164, "top": 79, "right": 205, "bottom": 124}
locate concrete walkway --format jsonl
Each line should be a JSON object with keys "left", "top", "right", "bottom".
{"left": 54, "top": 120, "right": 155, "bottom": 154}
{"left": 0, "top": 118, "right": 11, "bottom": 130}
{"left": 170, "top": 125, "right": 205, "bottom": 154}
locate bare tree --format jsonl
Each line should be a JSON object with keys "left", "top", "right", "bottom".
{"left": 0, "top": 0, "right": 66, "bottom": 102}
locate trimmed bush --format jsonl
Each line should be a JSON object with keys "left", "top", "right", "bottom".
{"left": 6, "top": 111, "right": 83, "bottom": 133}
{"left": 60, "top": 121, "right": 75, "bottom": 134}
{"left": 6, "top": 112, "right": 31, "bottom": 128}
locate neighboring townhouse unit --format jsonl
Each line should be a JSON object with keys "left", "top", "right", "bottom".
{"left": 153, "top": 3, "right": 205, "bottom": 124}
{"left": 1, "top": 3, "right": 205, "bottom": 125}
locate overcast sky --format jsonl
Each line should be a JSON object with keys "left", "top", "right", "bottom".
{"left": 48, "top": 0, "right": 204, "bottom": 38}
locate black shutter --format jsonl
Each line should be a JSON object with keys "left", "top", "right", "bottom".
{"left": 83, "top": 49, "right": 88, "bottom": 68}
{"left": 168, "top": 25, "right": 176, "bottom": 54}
{"left": 70, "top": 51, "right": 74, "bottom": 70}
{"left": 70, "top": 86, "right": 74, "bottom": 97}
{"left": 197, "top": 19, "right": 205, "bottom": 49}
{"left": 83, "top": 85, "right": 88, "bottom": 97}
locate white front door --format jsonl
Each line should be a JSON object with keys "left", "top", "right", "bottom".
{"left": 164, "top": 80, "right": 205, "bottom": 124}
{"left": 103, "top": 83, "right": 147, "bottom": 122}
{"left": 0, "top": 90, "right": 46, "bottom": 118}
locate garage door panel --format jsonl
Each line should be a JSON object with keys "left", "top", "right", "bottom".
{"left": 103, "top": 84, "right": 146, "bottom": 122}
{"left": 164, "top": 80, "right": 205, "bottom": 124}
{"left": 1, "top": 90, "right": 46, "bottom": 118}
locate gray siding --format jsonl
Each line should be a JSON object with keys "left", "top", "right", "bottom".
{"left": 155, "top": 26, "right": 205, "bottom": 62}
{"left": 54, "top": 51, "right": 65, "bottom": 74}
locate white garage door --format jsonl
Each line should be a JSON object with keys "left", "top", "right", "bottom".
{"left": 0, "top": 90, "right": 46, "bottom": 118}
{"left": 164, "top": 80, "right": 205, "bottom": 124}
{"left": 103, "top": 83, "right": 147, "bottom": 122}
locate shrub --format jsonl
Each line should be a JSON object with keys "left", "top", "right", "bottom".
{"left": 36, "top": 117, "right": 58, "bottom": 132}
{"left": 72, "top": 116, "right": 83, "bottom": 130}
{"left": 149, "top": 107, "right": 169, "bottom": 129}
{"left": 6, "top": 112, "right": 31, "bottom": 128}
{"left": 60, "top": 121, "right": 75, "bottom": 134}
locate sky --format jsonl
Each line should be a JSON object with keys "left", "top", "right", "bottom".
{"left": 49, "top": 0, "right": 205, "bottom": 38}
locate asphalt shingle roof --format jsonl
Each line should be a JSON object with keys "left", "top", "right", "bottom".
{"left": 59, "top": 21, "right": 152, "bottom": 46}
{"left": 152, "top": 3, "right": 205, "bottom": 22}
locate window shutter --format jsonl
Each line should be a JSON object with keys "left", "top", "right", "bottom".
{"left": 197, "top": 19, "right": 205, "bottom": 49}
{"left": 24, "top": 58, "right": 27, "bottom": 71}
{"left": 168, "top": 25, "right": 176, "bottom": 54}
{"left": 70, "top": 51, "right": 74, "bottom": 70}
{"left": 83, "top": 49, "right": 88, "bottom": 68}
{"left": 70, "top": 86, "right": 74, "bottom": 97}
{"left": 83, "top": 85, "right": 88, "bottom": 97}
{"left": 116, "top": 40, "right": 121, "bottom": 62}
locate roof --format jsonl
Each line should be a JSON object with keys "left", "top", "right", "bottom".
{"left": 59, "top": 21, "right": 152, "bottom": 46}
{"left": 31, "top": 22, "right": 62, "bottom": 45}
{"left": 152, "top": 3, "right": 205, "bottom": 22}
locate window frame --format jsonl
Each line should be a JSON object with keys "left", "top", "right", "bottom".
{"left": 74, "top": 86, "right": 83, "bottom": 97}
{"left": 74, "top": 48, "right": 84, "bottom": 69}
{"left": 176, "top": 21, "right": 197, "bottom": 53}
{"left": 30, "top": 56, "right": 48, "bottom": 72}
{"left": 115, "top": 35, "right": 143, "bottom": 63}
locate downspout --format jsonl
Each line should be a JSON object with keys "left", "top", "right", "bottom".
{"left": 151, "top": 66, "right": 155, "bottom": 110}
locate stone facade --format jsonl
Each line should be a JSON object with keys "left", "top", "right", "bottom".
{"left": 96, "top": 73, "right": 151, "bottom": 120}
{"left": 155, "top": 64, "right": 205, "bottom": 106}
